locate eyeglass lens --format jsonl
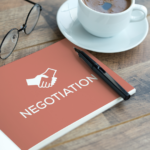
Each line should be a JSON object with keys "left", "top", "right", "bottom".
{"left": 25, "top": 4, "right": 41, "bottom": 34}
{"left": 1, "top": 29, "right": 19, "bottom": 59}
{"left": 0, "top": 3, "right": 41, "bottom": 59}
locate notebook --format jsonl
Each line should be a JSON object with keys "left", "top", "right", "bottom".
{"left": 0, "top": 39, "right": 136, "bottom": 150}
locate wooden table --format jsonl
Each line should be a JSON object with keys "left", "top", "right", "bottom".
{"left": 1, "top": 0, "right": 150, "bottom": 149}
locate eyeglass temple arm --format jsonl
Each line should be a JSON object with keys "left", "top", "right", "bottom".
{"left": 24, "top": 0, "right": 36, "bottom": 5}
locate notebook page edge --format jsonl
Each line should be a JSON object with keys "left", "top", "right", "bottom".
{"left": 29, "top": 88, "right": 136, "bottom": 150}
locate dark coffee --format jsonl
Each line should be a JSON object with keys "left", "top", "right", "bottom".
{"left": 83, "top": 0, "right": 131, "bottom": 13}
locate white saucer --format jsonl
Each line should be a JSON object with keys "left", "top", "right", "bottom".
{"left": 57, "top": 0, "right": 149, "bottom": 53}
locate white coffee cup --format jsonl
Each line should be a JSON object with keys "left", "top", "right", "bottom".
{"left": 77, "top": 0, "right": 147, "bottom": 37}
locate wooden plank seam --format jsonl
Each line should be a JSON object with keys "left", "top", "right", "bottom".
{"left": 44, "top": 112, "right": 150, "bottom": 150}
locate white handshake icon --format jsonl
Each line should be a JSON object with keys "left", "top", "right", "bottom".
{"left": 26, "top": 68, "right": 57, "bottom": 88}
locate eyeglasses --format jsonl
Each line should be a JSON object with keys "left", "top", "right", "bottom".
{"left": 0, "top": 0, "right": 42, "bottom": 59}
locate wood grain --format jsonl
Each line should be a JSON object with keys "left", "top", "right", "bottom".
{"left": 0, "top": 0, "right": 149, "bottom": 71}
{"left": 0, "top": 0, "right": 45, "bottom": 11}
{"left": 0, "top": 39, "right": 60, "bottom": 67}
{"left": 0, "top": 3, "right": 63, "bottom": 51}
{"left": 41, "top": 60, "right": 150, "bottom": 150}
{"left": 44, "top": 114, "right": 150, "bottom": 150}
{"left": 90, "top": 16, "right": 150, "bottom": 71}
{"left": 0, "top": 1, "right": 150, "bottom": 150}
{"left": 136, "top": 0, "right": 150, "bottom": 14}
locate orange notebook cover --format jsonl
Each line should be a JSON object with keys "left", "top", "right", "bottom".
{"left": 0, "top": 39, "right": 135, "bottom": 150}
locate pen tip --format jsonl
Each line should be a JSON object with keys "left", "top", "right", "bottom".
{"left": 74, "top": 47, "right": 80, "bottom": 53}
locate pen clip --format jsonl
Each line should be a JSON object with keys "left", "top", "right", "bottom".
{"left": 74, "top": 47, "right": 130, "bottom": 100}
{"left": 100, "top": 70, "right": 130, "bottom": 100}
{"left": 104, "top": 72, "right": 124, "bottom": 91}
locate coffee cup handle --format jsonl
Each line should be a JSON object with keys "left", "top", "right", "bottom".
{"left": 130, "top": 4, "right": 147, "bottom": 22}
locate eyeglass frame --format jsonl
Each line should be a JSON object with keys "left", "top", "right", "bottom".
{"left": 0, "top": 0, "right": 42, "bottom": 59}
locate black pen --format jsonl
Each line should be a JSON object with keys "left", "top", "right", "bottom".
{"left": 74, "top": 48, "right": 130, "bottom": 100}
